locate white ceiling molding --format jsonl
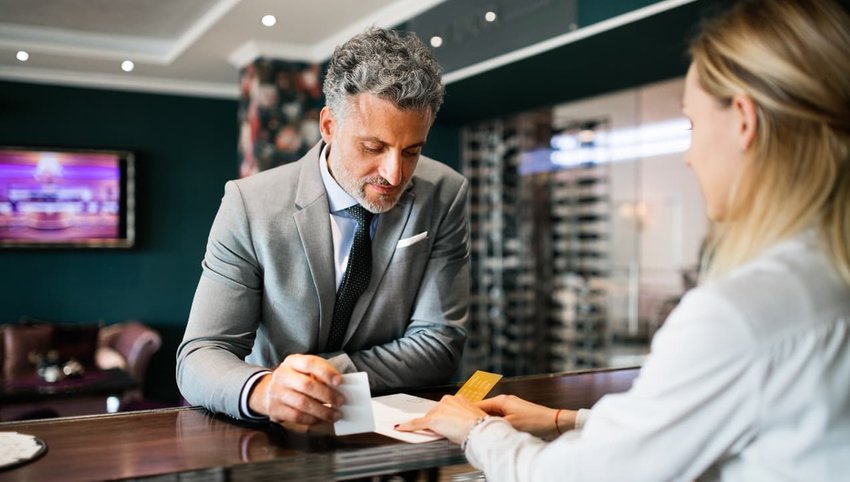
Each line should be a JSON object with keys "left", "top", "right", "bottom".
{"left": 227, "top": 40, "right": 262, "bottom": 68}
{"left": 162, "top": 0, "right": 242, "bottom": 64}
{"left": 0, "top": 64, "right": 238, "bottom": 99}
{"left": 227, "top": 40, "right": 320, "bottom": 68}
{"left": 308, "top": 0, "right": 447, "bottom": 64}
{"left": 0, "top": 23, "right": 171, "bottom": 63}
{"left": 0, "top": 0, "right": 240, "bottom": 65}
{"left": 443, "top": 0, "right": 696, "bottom": 85}
{"left": 0, "top": 0, "right": 692, "bottom": 99}
{"left": 228, "top": 0, "right": 448, "bottom": 69}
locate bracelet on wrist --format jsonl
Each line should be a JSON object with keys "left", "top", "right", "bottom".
{"left": 461, "top": 415, "right": 491, "bottom": 451}
{"left": 554, "top": 409, "right": 564, "bottom": 436}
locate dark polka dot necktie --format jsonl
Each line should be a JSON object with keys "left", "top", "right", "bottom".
{"left": 327, "top": 204, "right": 374, "bottom": 352}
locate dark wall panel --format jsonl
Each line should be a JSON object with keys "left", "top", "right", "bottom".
{"left": 437, "top": 1, "right": 702, "bottom": 125}
{"left": 0, "top": 81, "right": 238, "bottom": 403}
{"left": 423, "top": 122, "right": 461, "bottom": 171}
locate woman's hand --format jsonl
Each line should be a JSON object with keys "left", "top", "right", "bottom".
{"left": 478, "top": 395, "right": 576, "bottom": 438}
{"left": 395, "top": 394, "right": 488, "bottom": 444}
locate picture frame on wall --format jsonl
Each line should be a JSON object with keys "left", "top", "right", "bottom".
{"left": 0, "top": 146, "right": 135, "bottom": 249}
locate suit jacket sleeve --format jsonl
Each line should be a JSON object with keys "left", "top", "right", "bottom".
{"left": 176, "top": 180, "right": 268, "bottom": 418}
{"left": 327, "top": 177, "right": 471, "bottom": 390}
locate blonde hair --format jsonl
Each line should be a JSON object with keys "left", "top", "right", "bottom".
{"left": 690, "top": 0, "right": 850, "bottom": 285}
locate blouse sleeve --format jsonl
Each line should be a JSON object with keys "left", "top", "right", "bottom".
{"left": 465, "top": 287, "right": 761, "bottom": 482}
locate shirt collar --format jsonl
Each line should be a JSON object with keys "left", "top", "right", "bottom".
{"left": 319, "top": 143, "right": 359, "bottom": 214}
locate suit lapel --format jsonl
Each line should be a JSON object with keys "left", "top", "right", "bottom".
{"left": 293, "top": 142, "right": 336, "bottom": 352}
{"left": 343, "top": 186, "right": 415, "bottom": 346}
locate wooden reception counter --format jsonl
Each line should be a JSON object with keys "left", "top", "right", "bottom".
{"left": 0, "top": 367, "right": 639, "bottom": 481}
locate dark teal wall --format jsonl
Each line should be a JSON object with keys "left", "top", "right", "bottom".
{"left": 578, "top": 0, "right": 663, "bottom": 25}
{"left": 423, "top": 122, "right": 461, "bottom": 171}
{"left": 0, "top": 81, "right": 238, "bottom": 403}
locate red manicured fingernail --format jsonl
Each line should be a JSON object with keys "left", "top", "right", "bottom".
{"left": 393, "top": 424, "right": 399, "bottom": 428}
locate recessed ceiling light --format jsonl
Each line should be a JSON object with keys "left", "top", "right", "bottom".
{"left": 16, "top": 50, "right": 29, "bottom": 62}
{"left": 485, "top": 11, "right": 497, "bottom": 22}
{"left": 430, "top": 36, "right": 443, "bottom": 48}
{"left": 261, "top": 14, "right": 276, "bottom": 27}
{"left": 121, "top": 60, "right": 134, "bottom": 72}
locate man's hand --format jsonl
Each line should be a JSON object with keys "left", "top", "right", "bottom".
{"left": 248, "top": 354, "right": 345, "bottom": 425}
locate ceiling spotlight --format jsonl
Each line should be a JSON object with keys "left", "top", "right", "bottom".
{"left": 261, "top": 14, "right": 276, "bottom": 27}
{"left": 121, "top": 60, "right": 134, "bottom": 72}
{"left": 16, "top": 50, "right": 29, "bottom": 62}
{"left": 430, "top": 36, "right": 443, "bottom": 48}
{"left": 485, "top": 11, "right": 497, "bottom": 22}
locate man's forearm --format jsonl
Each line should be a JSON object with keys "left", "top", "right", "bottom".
{"left": 343, "top": 323, "right": 466, "bottom": 390}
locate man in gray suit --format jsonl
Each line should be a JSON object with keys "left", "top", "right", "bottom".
{"left": 177, "top": 27, "right": 469, "bottom": 425}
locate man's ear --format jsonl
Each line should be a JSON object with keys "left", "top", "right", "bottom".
{"left": 319, "top": 106, "right": 335, "bottom": 144}
{"left": 732, "top": 94, "right": 758, "bottom": 151}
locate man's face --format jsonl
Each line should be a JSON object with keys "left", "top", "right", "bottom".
{"left": 320, "top": 94, "right": 431, "bottom": 213}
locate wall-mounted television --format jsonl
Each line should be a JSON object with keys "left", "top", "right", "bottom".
{"left": 0, "top": 146, "right": 135, "bottom": 248}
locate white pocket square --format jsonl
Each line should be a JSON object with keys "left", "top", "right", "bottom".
{"left": 397, "top": 231, "right": 428, "bottom": 248}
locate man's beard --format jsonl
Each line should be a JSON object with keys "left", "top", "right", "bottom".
{"left": 329, "top": 155, "right": 409, "bottom": 214}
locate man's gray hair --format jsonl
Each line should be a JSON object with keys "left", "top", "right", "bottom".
{"left": 323, "top": 27, "right": 444, "bottom": 120}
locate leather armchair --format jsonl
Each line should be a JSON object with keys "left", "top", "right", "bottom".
{"left": 96, "top": 321, "right": 162, "bottom": 387}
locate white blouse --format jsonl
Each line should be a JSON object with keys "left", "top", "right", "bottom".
{"left": 466, "top": 232, "right": 850, "bottom": 481}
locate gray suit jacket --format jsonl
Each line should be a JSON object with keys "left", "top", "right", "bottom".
{"left": 176, "top": 142, "right": 470, "bottom": 419}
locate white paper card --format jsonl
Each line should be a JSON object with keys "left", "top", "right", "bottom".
{"left": 334, "top": 372, "right": 375, "bottom": 436}
{"left": 372, "top": 394, "right": 443, "bottom": 443}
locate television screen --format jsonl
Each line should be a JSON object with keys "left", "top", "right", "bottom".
{"left": 0, "top": 147, "right": 135, "bottom": 248}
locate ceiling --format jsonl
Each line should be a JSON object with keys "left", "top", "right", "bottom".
{"left": 0, "top": 0, "right": 446, "bottom": 98}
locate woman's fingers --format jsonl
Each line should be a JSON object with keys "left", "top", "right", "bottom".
{"left": 395, "top": 416, "right": 428, "bottom": 432}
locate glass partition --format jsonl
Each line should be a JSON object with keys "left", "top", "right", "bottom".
{"left": 460, "top": 76, "right": 707, "bottom": 378}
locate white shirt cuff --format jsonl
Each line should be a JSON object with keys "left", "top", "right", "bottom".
{"left": 575, "top": 408, "right": 592, "bottom": 431}
{"left": 240, "top": 370, "right": 272, "bottom": 420}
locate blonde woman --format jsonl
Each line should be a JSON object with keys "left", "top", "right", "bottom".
{"left": 398, "top": 0, "right": 850, "bottom": 480}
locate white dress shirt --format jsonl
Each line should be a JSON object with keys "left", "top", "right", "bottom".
{"left": 465, "top": 230, "right": 850, "bottom": 481}
{"left": 238, "top": 145, "right": 378, "bottom": 419}
{"left": 318, "top": 144, "right": 379, "bottom": 289}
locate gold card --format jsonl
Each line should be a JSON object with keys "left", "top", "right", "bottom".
{"left": 455, "top": 370, "right": 503, "bottom": 402}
